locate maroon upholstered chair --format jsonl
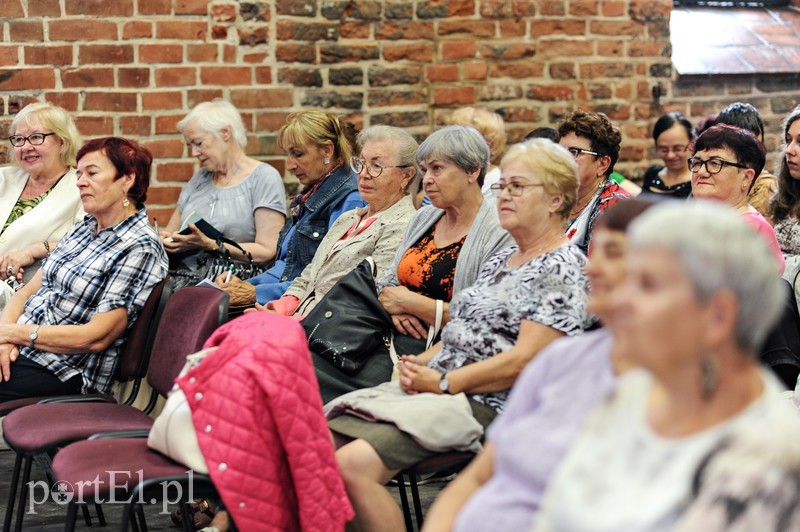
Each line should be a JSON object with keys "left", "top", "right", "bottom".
{"left": 1, "top": 285, "right": 228, "bottom": 532}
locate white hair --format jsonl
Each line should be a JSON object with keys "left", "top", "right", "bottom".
{"left": 177, "top": 99, "right": 247, "bottom": 149}
{"left": 628, "top": 201, "right": 783, "bottom": 354}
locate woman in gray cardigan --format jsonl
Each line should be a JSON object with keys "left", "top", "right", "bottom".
{"left": 315, "top": 126, "right": 513, "bottom": 403}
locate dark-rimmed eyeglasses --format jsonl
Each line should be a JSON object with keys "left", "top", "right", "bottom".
{"left": 490, "top": 182, "right": 546, "bottom": 197}
{"left": 9, "top": 132, "right": 56, "bottom": 147}
{"left": 566, "top": 146, "right": 603, "bottom": 158}
{"left": 688, "top": 157, "right": 747, "bottom": 174}
{"left": 350, "top": 156, "right": 408, "bottom": 178}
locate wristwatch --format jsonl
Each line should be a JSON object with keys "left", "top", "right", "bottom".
{"left": 29, "top": 324, "right": 41, "bottom": 349}
{"left": 439, "top": 372, "right": 452, "bottom": 394}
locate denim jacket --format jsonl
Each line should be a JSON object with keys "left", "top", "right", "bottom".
{"left": 276, "top": 165, "right": 362, "bottom": 283}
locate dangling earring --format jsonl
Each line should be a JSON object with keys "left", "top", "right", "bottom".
{"left": 122, "top": 197, "right": 130, "bottom": 208}
{"left": 323, "top": 157, "right": 331, "bottom": 165}
{"left": 700, "top": 355, "right": 717, "bottom": 400}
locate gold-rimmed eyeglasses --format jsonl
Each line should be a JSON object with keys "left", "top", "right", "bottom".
{"left": 350, "top": 156, "right": 409, "bottom": 178}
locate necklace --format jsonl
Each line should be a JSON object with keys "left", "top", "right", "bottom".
{"left": 570, "top": 177, "right": 605, "bottom": 218}
{"left": 510, "top": 232, "right": 566, "bottom": 267}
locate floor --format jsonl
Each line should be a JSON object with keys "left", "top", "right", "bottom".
{"left": 0, "top": 448, "right": 443, "bottom": 531}
{"left": 671, "top": 6, "right": 800, "bottom": 74}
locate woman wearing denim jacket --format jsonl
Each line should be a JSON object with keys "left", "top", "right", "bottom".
{"left": 216, "top": 111, "right": 364, "bottom": 306}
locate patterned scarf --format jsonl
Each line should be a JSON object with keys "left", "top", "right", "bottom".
{"left": 290, "top": 163, "right": 343, "bottom": 219}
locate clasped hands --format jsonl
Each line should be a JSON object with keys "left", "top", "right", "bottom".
{"left": 397, "top": 354, "right": 442, "bottom": 395}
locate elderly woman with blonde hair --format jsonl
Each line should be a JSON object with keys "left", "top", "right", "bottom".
{"left": 0, "top": 103, "right": 84, "bottom": 300}
{"left": 328, "top": 138, "right": 592, "bottom": 532}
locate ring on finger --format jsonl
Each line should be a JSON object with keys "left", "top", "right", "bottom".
{"left": 6, "top": 266, "right": 12, "bottom": 275}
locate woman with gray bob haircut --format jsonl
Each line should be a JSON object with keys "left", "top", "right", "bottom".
{"left": 315, "top": 125, "right": 513, "bottom": 403}
{"left": 535, "top": 202, "right": 800, "bottom": 532}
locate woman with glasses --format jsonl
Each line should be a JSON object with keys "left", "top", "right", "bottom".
{"left": 315, "top": 125, "right": 513, "bottom": 403}
{"left": 252, "top": 125, "right": 417, "bottom": 317}
{"left": 329, "top": 139, "right": 590, "bottom": 532}
{"left": 557, "top": 110, "right": 631, "bottom": 255}
{"left": 642, "top": 112, "right": 695, "bottom": 199}
{"left": 160, "top": 99, "right": 287, "bottom": 290}
{"left": 0, "top": 103, "right": 84, "bottom": 305}
{"left": 215, "top": 110, "right": 364, "bottom": 307}
{"left": 689, "top": 124, "right": 784, "bottom": 273}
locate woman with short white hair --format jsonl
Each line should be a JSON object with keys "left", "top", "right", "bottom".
{"left": 535, "top": 202, "right": 800, "bottom": 532}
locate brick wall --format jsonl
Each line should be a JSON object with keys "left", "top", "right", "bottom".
{"left": 1, "top": 0, "right": 795, "bottom": 220}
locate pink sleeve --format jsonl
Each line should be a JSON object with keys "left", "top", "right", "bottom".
{"left": 269, "top": 295, "right": 301, "bottom": 316}
{"left": 741, "top": 211, "right": 786, "bottom": 275}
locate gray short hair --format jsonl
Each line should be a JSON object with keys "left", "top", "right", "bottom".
{"left": 177, "top": 99, "right": 247, "bottom": 150}
{"left": 357, "top": 125, "right": 419, "bottom": 191}
{"left": 416, "top": 125, "right": 490, "bottom": 187}
{"left": 629, "top": 202, "right": 783, "bottom": 354}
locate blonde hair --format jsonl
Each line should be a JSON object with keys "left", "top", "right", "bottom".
{"left": 445, "top": 107, "right": 507, "bottom": 166}
{"left": 177, "top": 99, "right": 248, "bottom": 149}
{"left": 277, "top": 110, "right": 356, "bottom": 165}
{"left": 11, "top": 102, "right": 82, "bottom": 167}
{"left": 500, "top": 139, "right": 579, "bottom": 221}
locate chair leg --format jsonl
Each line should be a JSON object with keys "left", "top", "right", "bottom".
{"left": 137, "top": 504, "right": 148, "bottom": 532}
{"left": 395, "top": 472, "right": 414, "bottom": 532}
{"left": 80, "top": 504, "right": 92, "bottom": 527}
{"left": 409, "top": 473, "right": 424, "bottom": 530}
{"left": 64, "top": 501, "right": 79, "bottom": 532}
{"left": 2, "top": 452, "right": 22, "bottom": 532}
{"left": 95, "top": 503, "right": 106, "bottom": 526}
{"left": 13, "top": 456, "right": 33, "bottom": 532}
{"left": 120, "top": 502, "right": 136, "bottom": 532}
{"left": 179, "top": 500, "right": 194, "bottom": 532}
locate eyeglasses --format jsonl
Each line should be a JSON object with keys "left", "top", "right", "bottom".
{"left": 687, "top": 157, "right": 747, "bottom": 174}
{"left": 490, "top": 182, "right": 546, "bottom": 197}
{"left": 656, "top": 145, "right": 688, "bottom": 156}
{"left": 566, "top": 146, "right": 603, "bottom": 159}
{"left": 350, "top": 156, "right": 408, "bottom": 178}
{"left": 9, "top": 132, "right": 56, "bottom": 147}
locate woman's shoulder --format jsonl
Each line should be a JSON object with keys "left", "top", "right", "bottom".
{"left": 249, "top": 162, "right": 283, "bottom": 182}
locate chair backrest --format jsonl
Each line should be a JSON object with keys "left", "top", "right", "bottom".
{"left": 146, "top": 286, "right": 229, "bottom": 397}
{"left": 116, "top": 276, "right": 175, "bottom": 382}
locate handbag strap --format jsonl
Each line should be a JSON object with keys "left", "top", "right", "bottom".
{"left": 216, "top": 235, "right": 257, "bottom": 267}
{"left": 389, "top": 298, "right": 444, "bottom": 367}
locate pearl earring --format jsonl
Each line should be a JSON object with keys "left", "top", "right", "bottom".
{"left": 323, "top": 157, "right": 331, "bottom": 164}
{"left": 123, "top": 198, "right": 130, "bottom": 208}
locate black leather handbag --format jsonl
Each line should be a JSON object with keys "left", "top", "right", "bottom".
{"left": 169, "top": 236, "right": 267, "bottom": 291}
{"left": 302, "top": 258, "right": 393, "bottom": 374}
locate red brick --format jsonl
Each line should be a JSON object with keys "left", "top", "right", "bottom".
{"left": 531, "top": 19, "right": 586, "bottom": 36}
{"left": 615, "top": 82, "right": 633, "bottom": 99}
{"left": 73, "top": 116, "right": 114, "bottom": 136}
{"left": 489, "top": 62, "right": 544, "bottom": 79}
{"left": 200, "top": 67, "right": 252, "bottom": 85}
{"left": 597, "top": 40, "right": 625, "bottom": 57}
{"left": 277, "top": 21, "right": 338, "bottom": 41}
{"left": 143, "top": 139, "right": 185, "bottom": 158}
{"left": 603, "top": 1, "right": 627, "bottom": 16}
{"left": 495, "top": 106, "right": 539, "bottom": 123}
{"left": 528, "top": 84, "right": 575, "bottom": 101}
{"left": 243, "top": 52, "right": 269, "bottom": 64}
{"left": 569, "top": 0, "right": 599, "bottom": 16}
{"left": 230, "top": 88, "right": 294, "bottom": 109}
{"left": 537, "top": 39, "right": 592, "bottom": 57}
{"left": 629, "top": 41, "right": 667, "bottom": 58}
{"left": 480, "top": 0, "right": 516, "bottom": 18}
{"left": 590, "top": 21, "right": 643, "bottom": 37}
{"left": 433, "top": 86, "right": 475, "bottom": 106}
{"left": 120, "top": 116, "right": 152, "bottom": 136}
{"left": 155, "top": 115, "right": 184, "bottom": 134}
{"left": 187, "top": 89, "right": 223, "bottom": 108}
{"left": 175, "top": 0, "right": 208, "bottom": 15}
{"left": 0, "top": 47, "right": 19, "bottom": 67}
{"left": 123, "top": 21, "right": 153, "bottom": 39}
{"left": 549, "top": 62, "right": 576, "bottom": 79}
{"left": 320, "top": 44, "right": 380, "bottom": 63}
{"left": 155, "top": 162, "right": 195, "bottom": 182}
{"left": 383, "top": 43, "right": 433, "bottom": 62}
{"left": 24, "top": 46, "right": 72, "bottom": 66}
{"left": 441, "top": 41, "right": 477, "bottom": 60}
{"left": 79, "top": 45, "right": 134, "bottom": 64}
{"left": 146, "top": 186, "right": 183, "bottom": 205}
{"left": 256, "top": 112, "right": 292, "bottom": 132}
{"left": 0, "top": 0, "right": 24, "bottom": 17}
{"left": 223, "top": 45, "right": 237, "bottom": 62}
{"left": 0, "top": 68, "right": 55, "bottom": 90}
{"left": 44, "top": 92, "right": 79, "bottom": 111}
{"left": 62, "top": 67, "right": 114, "bottom": 88}
{"left": 439, "top": 20, "right": 495, "bottom": 38}
{"left": 375, "top": 21, "right": 435, "bottom": 40}
{"left": 147, "top": 208, "right": 177, "bottom": 226}
{"left": 142, "top": 91, "right": 183, "bottom": 110}
{"left": 367, "top": 89, "right": 427, "bottom": 107}
{"left": 119, "top": 67, "right": 150, "bottom": 88}
{"left": 255, "top": 66, "right": 272, "bottom": 84}
{"left": 29, "top": 0, "right": 60, "bottom": 16}
{"left": 479, "top": 42, "right": 536, "bottom": 60}
{"left": 238, "top": 26, "right": 269, "bottom": 46}
{"left": 156, "top": 21, "right": 208, "bottom": 40}
{"left": 10, "top": 21, "right": 44, "bottom": 42}
{"left": 500, "top": 20, "right": 526, "bottom": 37}
{"left": 275, "top": 44, "right": 316, "bottom": 63}
{"left": 210, "top": 3, "right": 237, "bottom": 22}
{"left": 66, "top": 0, "right": 133, "bottom": 16}
{"left": 540, "top": 1, "right": 565, "bottom": 15}
{"left": 579, "top": 62, "right": 635, "bottom": 78}
{"left": 138, "top": 0, "right": 171, "bottom": 15}
{"left": 340, "top": 21, "right": 371, "bottom": 39}
{"left": 140, "top": 44, "right": 183, "bottom": 63}
{"left": 417, "top": 0, "right": 475, "bottom": 17}
{"left": 427, "top": 64, "right": 459, "bottom": 82}
{"left": 464, "top": 61, "right": 488, "bottom": 80}
{"left": 49, "top": 20, "right": 118, "bottom": 41}
{"left": 211, "top": 25, "right": 228, "bottom": 40}
{"left": 155, "top": 67, "right": 197, "bottom": 87}
{"left": 84, "top": 92, "right": 137, "bottom": 112}
{"left": 187, "top": 44, "right": 218, "bottom": 62}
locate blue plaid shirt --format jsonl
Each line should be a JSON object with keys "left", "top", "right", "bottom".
{"left": 21, "top": 209, "right": 168, "bottom": 394}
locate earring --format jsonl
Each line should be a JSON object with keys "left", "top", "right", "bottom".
{"left": 122, "top": 198, "right": 130, "bottom": 208}
{"left": 323, "top": 157, "right": 331, "bottom": 165}
{"left": 700, "top": 355, "right": 717, "bottom": 400}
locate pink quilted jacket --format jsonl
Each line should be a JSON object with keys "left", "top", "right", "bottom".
{"left": 179, "top": 313, "right": 354, "bottom": 531}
